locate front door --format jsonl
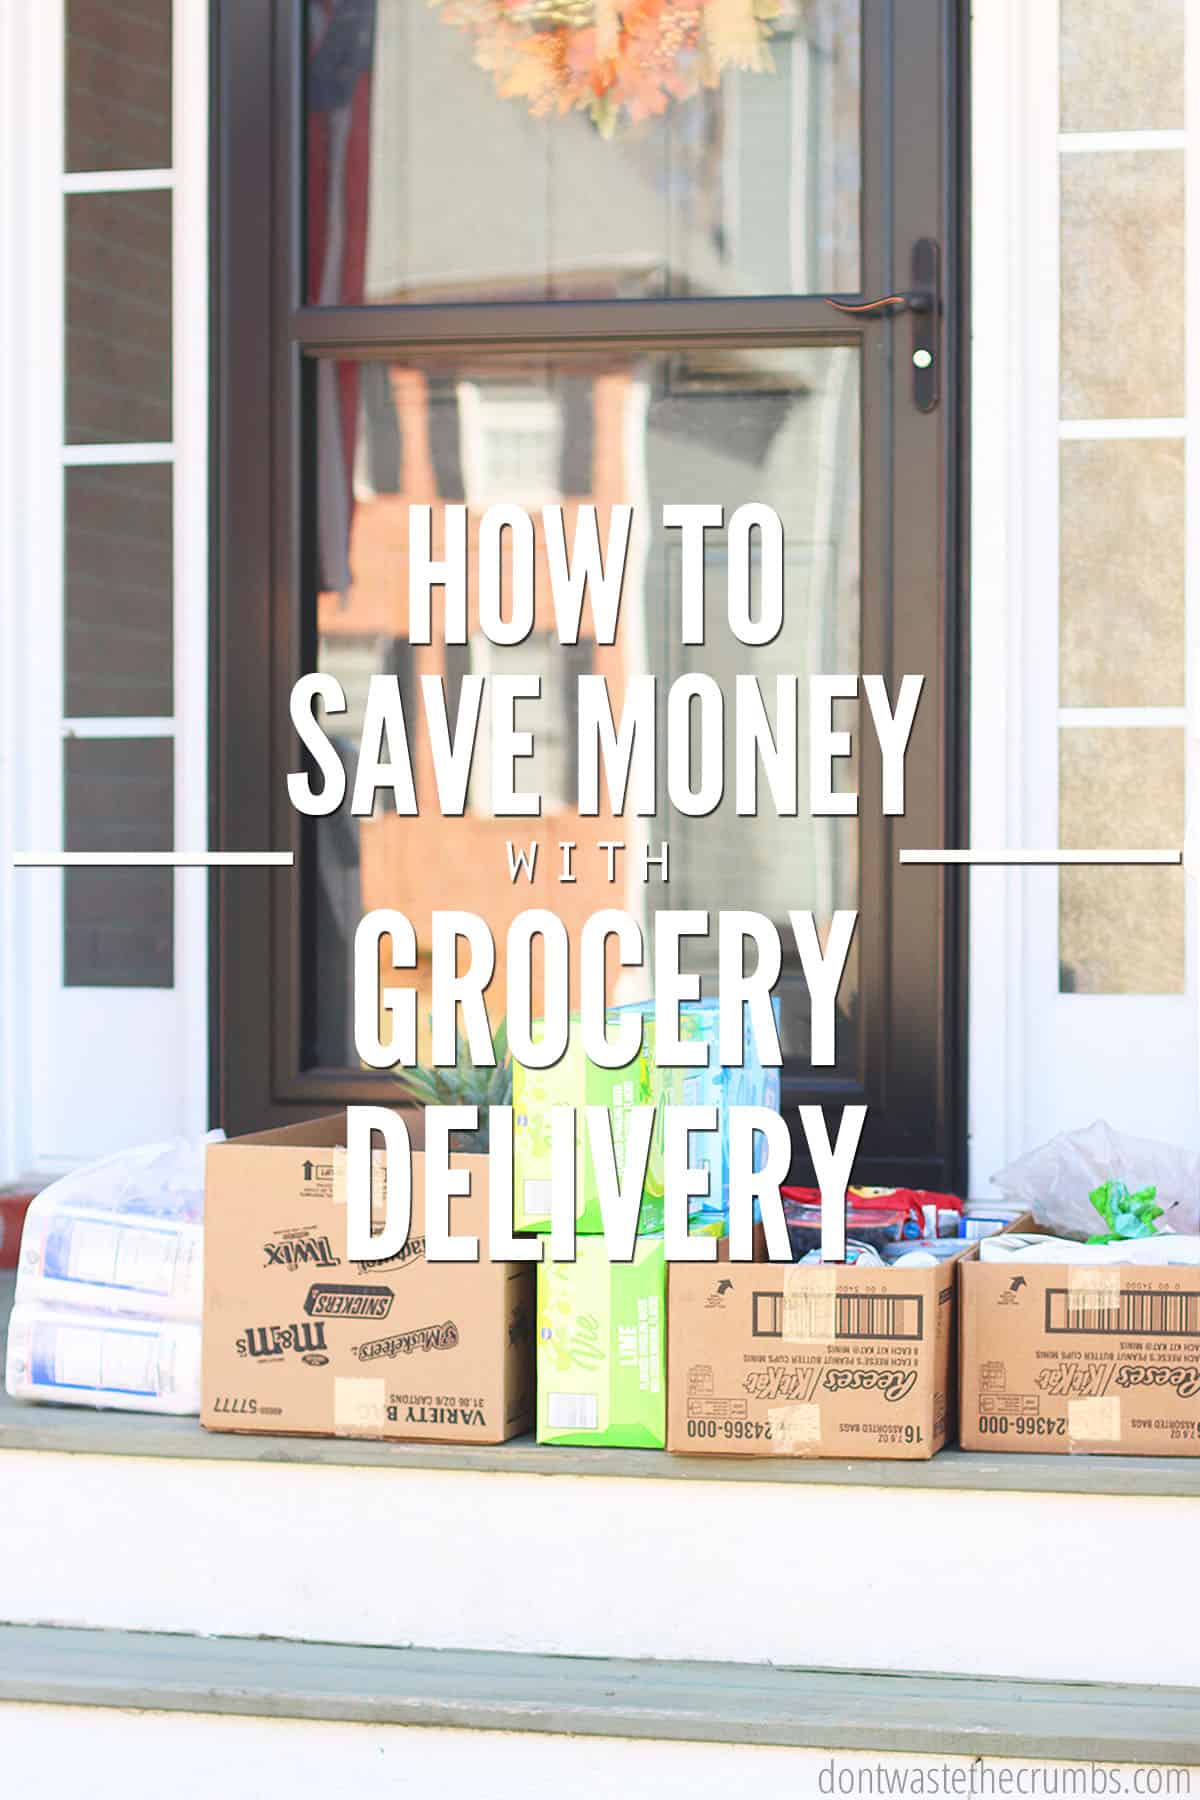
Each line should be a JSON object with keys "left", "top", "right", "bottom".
{"left": 214, "top": 0, "right": 966, "bottom": 1190}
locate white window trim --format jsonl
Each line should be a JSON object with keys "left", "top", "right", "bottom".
{"left": 969, "top": 0, "right": 1047, "bottom": 1193}
{"left": 0, "top": 0, "right": 39, "bottom": 1183}
{"left": 970, "top": 0, "right": 1200, "bottom": 1192}
{"left": 0, "top": 0, "right": 209, "bottom": 1181}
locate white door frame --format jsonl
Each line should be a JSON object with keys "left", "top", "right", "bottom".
{"left": 0, "top": 0, "right": 210, "bottom": 1181}
{"left": 969, "top": 0, "right": 1200, "bottom": 1193}
{"left": 967, "top": 0, "right": 1060, "bottom": 1194}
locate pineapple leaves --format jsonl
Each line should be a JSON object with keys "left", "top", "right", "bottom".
{"left": 392, "top": 1016, "right": 511, "bottom": 1149}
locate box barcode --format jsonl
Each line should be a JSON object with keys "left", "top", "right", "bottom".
{"left": 753, "top": 1291, "right": 923, "bottom": 1342}
{"left": 1046, "top": 1288, "right": 1200, "bottom": 1337}
{"left": 547, "top": 1393, "right": 599, "bottom": 1431}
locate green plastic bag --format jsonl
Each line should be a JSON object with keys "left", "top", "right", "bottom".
{"left": 1086, "top": 1178, "right": 1162, "bottom": 1244}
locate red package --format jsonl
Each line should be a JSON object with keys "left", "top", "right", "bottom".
{"left": 780, "top": 1186, "right": 963, "bottom": 1255}
{"left": 0, "top": 1191, "right": 35, "bottom": 1271}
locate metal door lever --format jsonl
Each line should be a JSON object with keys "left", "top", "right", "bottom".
{"left": 826, "top": 291, "right": 931, "bottom": 316}
{"left": 824, "top": 239, "right": 941, "bottom": 412}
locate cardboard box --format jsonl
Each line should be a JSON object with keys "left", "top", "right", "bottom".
{"left": 668, "top": 1244, "right": 959, "bottom": 1459}
{"left": 203, "top": 1112, "right": 533, "bottom": 1445}
{"left": 960, "top": 1253, "right": 1200, "bottom": 1455}
{"left": 537, "top": 1237, "right": 666, "bottom": 1447}
{"left": 513, "top": 999, "right": 780, "bottom": 1234}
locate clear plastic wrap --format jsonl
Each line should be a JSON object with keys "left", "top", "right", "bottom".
{"left": 4, "top": 1132, "right": 220, "bottom": 1414}
{"left": 991, "top": 1120, "right": 1200, "bottom": 1238}
{"left": 5, "top": 1302, "right": 201, "bottom": 1414}
{"left": 17, "top": 1206, "right": 203, "bottom": 1320}
{"left": 12, "top": 1134, "right": 218, "bottom": 1322}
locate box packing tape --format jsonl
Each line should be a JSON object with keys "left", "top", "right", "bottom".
{"left": 1068, "top": 1395, "right": 1121, "bottom": 1444}
{"left": 331, "top": 1146, "right": 388, "bottom": 1220}
{"left": 782, "top": 1265, "right": 837, "bottom": 1344}
{"left": 769, "top": 1403, "right": 822, "bottom": 1453}
{"left": 333, "top": 1375, "right": 387, "bottom": 1438}
{"left": 1066, "top": 1264, "right": 1121, "bottom": 1328}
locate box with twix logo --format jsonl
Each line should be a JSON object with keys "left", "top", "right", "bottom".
{"left": 202, "top": 1111, "right": 533, "bottom": 1444}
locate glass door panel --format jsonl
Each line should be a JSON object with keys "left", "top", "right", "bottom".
{"left": 306, "top": 346, "right": 861, "bottom": 1077}
{"left": 306, "top": 0, "right": 862, "bottom": 306}
{"left": 215, "top": 0, "right": 962, "bottom": 1188}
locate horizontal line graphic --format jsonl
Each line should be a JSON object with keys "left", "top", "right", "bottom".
{"left": 900, "top": 850, "right": 1182, "bottom": 867}
{"left": 13, "top": 853, "right": 294, "bottom": 868}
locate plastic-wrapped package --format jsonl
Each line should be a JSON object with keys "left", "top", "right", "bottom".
{"left": 17, "top": 1206, "right": 203, "bottom": 1321}
{"left": 12, "top": 1134, "right": 218, "bottom": 1324}
{"left": 991, "top": 1120, "right": 1200, "bottom": 1238}
{"left": 4, "top": 1132, "right": 220, "bottom": 1414}
{"left": 799, "top": 1239, "right": 886, "bottom": 1267}
{"left": 882, "top": 1237, "right": 967, "bottom": 1264}
{"left": 780, "top": 1187, "right": 962, "bottom": 1258}
{"left": 5, "top": 1302, "right": 202, "bottom": 1414}
{"left": 979, "top": 1231, "right": 1200, "bottom": 1266}
{"left": 782, "top": 1196, "right": 912, "bottom": 1257}
{"left": 20, "top": 1134, "right": 218, "bottom": 1229}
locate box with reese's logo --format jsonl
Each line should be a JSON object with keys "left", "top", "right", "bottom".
{"left": 668, "top": 1228, "right": 962, "bottom": 1460}
{"left": 960, "top": 1233, "right": 1200, "bottom": 1455}
{"left": 202, "top": 1111, "right": 533, "bottom": 1444}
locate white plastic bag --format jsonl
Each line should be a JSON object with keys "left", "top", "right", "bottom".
{"left": 991, "top": 1120, "right": 1200, "bottom": 1238}
{"left": 12, "top": 1133, "right": 221, "bottom": 1323}
{"left": 22, "top": 1133, "right": 221, "bottom": 1226}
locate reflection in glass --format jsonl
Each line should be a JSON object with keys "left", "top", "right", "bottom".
{"left": 1059, "top": 728, "right": 1184, "bottom": 995}
{"left": 64, "top": 737, "right": 173, "bottom": 988}
{"left": 66, "top": 190, "right": 172, "bottom": 444}
{"left": 66, "top": 0, "right": 172, "bottom": 173}
{"left": 65, "top": 465, "right": 173, "bottom": 717}
{"left": 305, "top": 0, "right": 861, "bottom": 307}
{"left": 306, "top": 348, "right": 860, "bottom": 1074}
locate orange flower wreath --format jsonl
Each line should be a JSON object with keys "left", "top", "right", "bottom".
{"left": 431, "top": 0, "right": 786, "bottom": 135}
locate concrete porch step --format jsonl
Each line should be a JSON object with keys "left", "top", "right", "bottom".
{"left": 2, "top": 1624, "right": 1198, "bottom": 1764}
{"left": 4, "top": 1277, "right": 1200, "bottom": 1686}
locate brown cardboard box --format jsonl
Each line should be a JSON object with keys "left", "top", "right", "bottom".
{"left": 202, "top": 1112, "right": 533, "bottom": 1445}
{"left": 668, "top": 1243, "right": 960, "bottom": 1459}
{"left": 960, "top": 1250, "right": 1200, "bottom": 1455}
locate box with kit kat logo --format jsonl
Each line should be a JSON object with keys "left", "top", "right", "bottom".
{"left": 960, "top": 1250, "right": 1200, "bottom": 1455}
{"left": 668, "top": 1231, "right": 960, "bottom": 1460}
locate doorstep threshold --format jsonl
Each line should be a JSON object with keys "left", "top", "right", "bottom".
{"left": 7, "top": 1394, "right": 1200, "bottom": 1495}
{"left": 2, "top": 1281, "right": 1200, "bottom": 1504}
{"left": 0, "top": 1625, "right": 1196, "bottom": 1761}
{"left": 4, "top": 1277, "right": 1200, "bottom": 1498}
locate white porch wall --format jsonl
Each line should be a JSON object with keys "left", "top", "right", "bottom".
{"left": 1, "top": 1448, "right": 1197, "bottom": 1686}
{"left": 13, "top": 1706, "right": 1178, "bottom": 1800}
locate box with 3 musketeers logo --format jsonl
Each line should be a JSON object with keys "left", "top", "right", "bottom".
{"left": 202, "top": 1111, "right": 533, "bottom": 1445}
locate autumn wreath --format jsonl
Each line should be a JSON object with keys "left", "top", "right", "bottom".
{"left": 430, "top": 0, "right": 787, "bottom": 135}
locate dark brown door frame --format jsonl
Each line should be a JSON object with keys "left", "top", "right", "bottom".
{"left": 210, "top": 0, "right": 970, "bottom": 1193}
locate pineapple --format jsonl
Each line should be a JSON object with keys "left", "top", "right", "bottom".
{"left": 392, "top": 1020, "right": 512, "bottom": 1152}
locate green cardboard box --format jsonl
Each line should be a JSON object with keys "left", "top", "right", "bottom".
{"left": 536, "top": 1238, "right": 666, "bottom": 1448}
{"left": 513, "top": 1004, "right": 745, "bottom": 1236}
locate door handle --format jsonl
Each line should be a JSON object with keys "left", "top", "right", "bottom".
{"left": 825, "top": 239, "right": 941, "bottom": 413}
{"left": 825, "top": 291, "right": 930, "bottom": 316}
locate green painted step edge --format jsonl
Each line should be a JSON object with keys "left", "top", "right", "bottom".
{"left": 4, "top": 1273, "right": 1200, "bottom": 1494}
{"left": 0, "top": 1626, "right": 1197, "bottom": 1762}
